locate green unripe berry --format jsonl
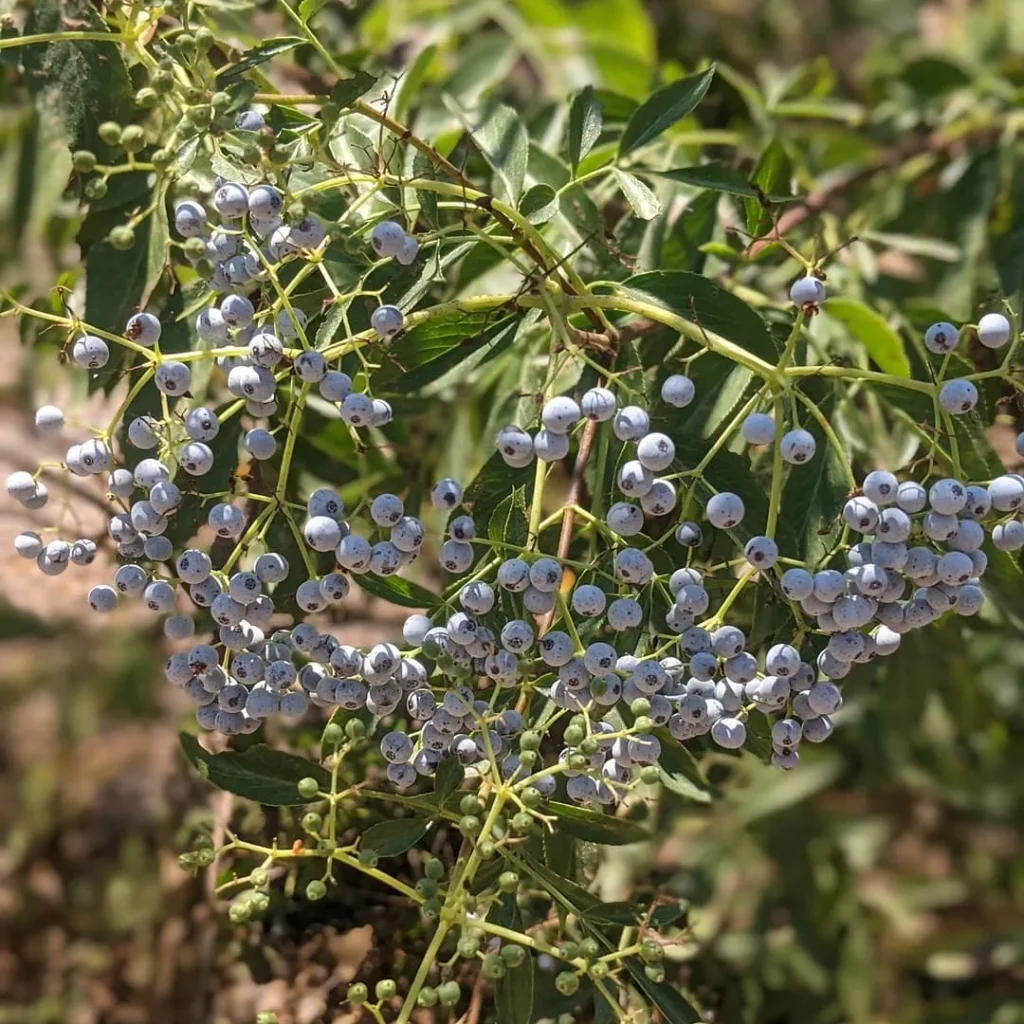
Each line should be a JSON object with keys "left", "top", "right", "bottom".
{"left": 641, "top": 939, "right": 663, "bottom": 962}
{"left": 511, "top": 812, "right": 534, "bottom": 834}
{"left": 438, "top": 981, "right": 461, "bottom": 1006}
{"left": 320, "top": 101, "right": 340, "bottom": 121}
{"left": 249, "top": 891, "right": 270, "bottom": 915}
{"left": 464, "top": 895, "right": 479, "bottom": 915}
{"left": 458, "top": 935, "right": 480, "bottom": 959}
{"left": 416, "top": 877, "right": 438, "bottom": 898}
{"left": 590, "top": 961, "right": 609, "bottom": 979}
{"left": 639, "top": 765, "right": 660, "bottom": 785}
{"left": 518, "top": 749, "right": 538, "bottom": 767}
{"left": 458, "top": 814, "right": 481, "bottom": 836}
{"left": 211, "top": 91, "right": 231, "bottom": 111}
{"left": 357, "top": 848, "right": 378, "bottom": 868}
{"left": 481, "top": 954, "right": 506, "bottom": 979}
{"left": 269, "top": 144, "right": 290, "bottom": 164}
{"left": 98, "top": 121, "right": 122, "bottom": 146}
{"left": 630, "top": 697, "right": 651, "bottom": 717}
{"left": 256, "top": 1013, "right": 279, "bottom": 1024}
{"left": 644, "top": 963, "right": 666, "bottom": 983}
{"left": 250, "top": 868, "right": 269, "bottom": 887}
{"left": 152, "top": 70, "right": 174, "bottom": 93}
{"left": 554, "top": 971, "right": 580, "bottom": 996}
{"left": 187, "top": 106, "right": 213, "bottom": 127}
{"left": 257, "top": 131, "right": 277, "bottom": 151}
{"left": 564, "top": 724, "right": 585, "bottom": 746}
{"left": 72, "top": 150, "right": 96, "bottom": 173}
{"left": 568, "top": 753, "right": 588, "bottom": 770}
{"left": 228, "top": 899, "right": 251, "bottom": 923}
{"left": 305, "top": 879, "right": 327, "bottom": 901}
{"left": 176, "top": 32, "right": 196, "bottom": 55}
{"left": 135, "top": 87, "right": 158, "bottom": 109}
{"left": 422, "top": 896, "right": 441, "bottom": 920}
{"left": 121, "top": 125, "right": 146, "bottom": 152}
{"left": 297, "top": 777, "right": 320, "bottom": 799}
{"left": 177, "top": 852, "right": 198, "bottom": 871}
{"left": 316, "top": 837, "right": 336, "bottom": 855}
{"left": 242, "top": 145, "right": 262, "bottom": 165}
{"left": 322, "top": 722, "right": 344, "bottom": 747}
{"left": 194, "top": 257, "right": 216, "bottom": 281}
{"left": 151, "top": 148, "right": 171, "bottom": 171}
{"left": 579, "top": 938, "right": 600, "bottom": 958}
{"left": 301, "top": 811, "right": 323, "bottom": 833}
{"left": 521, "top": 786, "right": 542, "bottom": 807}
{"left": 633, "top": 715, "right": 653, "bottom": 732}
{"left": 478, "top": 840, "right": 496, "bottom": 860}
{"left": 460, "top": 794, "right": 483, "bottom": 816}
{"left": 560, "top": 941, "right": 579, "bottom": 960}
{"left": 345, "top": 718, "right": 366, "bottom": 740}
{"left": 184, "top": 86, "right": 204, "bottom": 105}
{"left": 375, "top": 979, "right": 397, "bottom": 1001}
{"left": 578, "top": 736, "right": 598, "bottom": 756}
{"left": 520, "top": 730, "right": 541, "bottom": 751}
{"left": 84, "top": 177, "right": 108, "bottom": 200}
{"left": 417, "top": 987, "right": 438, "bottom": 1008}
{"left": 347, "top": 982, "right": 368, "bottom": 1005}
{"left": 194, "top": 847, "right": 215, "bottom": 867}
{"left": 108, "top": 225, "right": 136, "bottom": 251}
{"left": 500, "top": 944, "right": 526, "bottom": 967}
{"left": 195, "top": 27, "right": 214, "bottom": 50}
{"left": 424, "top": 857, "right": 444, "bottom": 880}
{"left": 498, "top": 871, "right": 519, "bottom": 893}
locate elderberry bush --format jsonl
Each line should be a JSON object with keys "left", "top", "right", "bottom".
{"left": 3, "top": 2, "right": 1024, "bottom": 1022}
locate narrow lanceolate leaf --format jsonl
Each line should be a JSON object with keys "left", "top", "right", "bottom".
{"left": 519, "top": 183, "right": 559, "bottom": 225}
{"left": 822, "top": 298, "right": 911, "bottom": 377}
{"left": 215, "top": 37, "right": 307, "bottom": 84}
{"left": 618, "top": 67, "right": 716, "bottom": 158}
{"left": 655, "top": 163, "right": 797, "bottom": 200}
{"left": 568, "top": 84, "right": 603, "bottom": 173}
{"left": 434, "top": 756, "right": 464, "bottom": 803}
{"left": 494, "top": 899, "right": 535, "bottom": 1024}
{"left": 652, "top": 730, "right": 714, "bottom": 802}
{"left": 179, "top": 734, "right": 330, "bottom": 806}
{"left": 354, "top": 572, "right": 440, "bottom": 610}
{"left": 546, "top": 802, "right": 651, "bottom": 845}
{"left": 613, "top": 168, "right": 661, "bottom": 220}
{"left": 361, "top": 817, "right": 430, "bottom": 857}
{"left": 745, "top": 138, "right": 792, "bottom": 237}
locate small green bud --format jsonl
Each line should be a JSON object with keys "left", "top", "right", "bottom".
{"left": 511, "top": 812, "right": 534, "bottom": 834}
{"left": 152, "top": 148, "right": 172, "bottom": 171}
{"left": 481, "top": 954, "right": 506, "bottom": 979}
{"left": 630, "top": 697, "right": 651, "bottom": 717}
{"left": 424, "top": 857, "right": 444, "bottom": 880}
{"left": 554, "top": 971, "right": 579, "bottom": 996}
{"left": 560, "top": 941, "right": 579, "bottom": 959}
{"left": 193, "top": 833, "right": 214, "bottom": 850}
{"left": 345, "top": 718, "right": 367, "bottom": 740}
{"left": 177, "top": 852, "right": 198, "bottom": 871}
{"left": 578, "top": 736, "right": 598, "bottom": 756}
{"left": 316, "top": 837, "right": 336, "bottom": 855}
{"left": 72, "top": 150, "right": 96, "bottom": 172}
{"left": 458, "top": 814, "right": 481, "bottom": 836}
{"left": 564, "top": 724, "right": 585, "bottom": 746}
{"left": 121, "top": 125, "right": 146, "bottom": 153}
{"left": 135, "top": 87, "right": 158, "bottom": 109}
{"left": 458, "top": 935, "right": 480, "bottom": 959}
{"left": 195, "top": 27, "right": 214, "bottom": 50}
{"left": 194, "top": 257, "right": 216, "bottom": 281}
{"left": 639, "top": 764, "right": 660, "bottom": 785}
{"left": 187, "top": 106, "right": 213, "bottom": 127}
{"left": 176, "top": 32, "right": 196, "bottom": 55}
{"left": 633, "top": 715, "right": 653, "bottom": 732}
{"left": 641, "top": 938, "right": 663, "bottom": 962}
{"left": 500, "top": 944, "right": 526, "bottom": 967}
{"left": 590, "top": 961, "right": 609, "bottom": 979}
{"left": 228, "top": 899, "right": 251, "bottom": 923}
{"left": 211, "top": 90, "right": 231, "bottom": 111}
{"left": 417, "top": 986, "right": 438, "bottom": 1007}
{"left": 579, "top": 938, "right": 600, "bottom": 958}
{"left": 347, "top": 982, "right": 368, "bottom": 1005}
{"left": 84, "top": 177, "right": 108, "bottom": 200}
{"left": 297, "top": 777, "right": 320, "bottom": 799}
{"left": 152, "top": 69, "right": 174, "bottom": 93}
{"left": 322, "top": 722, "right": 344, "bottom": 747}
{"left": 108, "top": 225, "right": 136, "bottom": 251}
{"left": 98, "top": 121, "right": 122, "bottom": 146}
{"left": 644, "top": 963, "right": 666, "bottom": 983}
{"left": 422, "top": 896, "right": 441, "bottom": 920}
{"left": 460, "top": 794, "right": 483, "bottom": 816}
{"left": 416, "top": 877, "right": 438, "bottom": 898}
{"left": 374, "top": 979, "right": 397, "bottom": 1001}
{"left": 194, "top": 847, "right": 215, "bottom": 867}
{"left": 568, "top": 753, "right": 588, "bottom": 770}
{"left": 438, "top": 981, "right": 461, "bottom": 1006}
{"left": 521, "top": 786, "right": 542, "bottom": 807}
{"left": 249, "top": 891, "right": 270, "bottom": 915}
{"left": 269, "top": 144, "right": 290, "bottom": 164}
{"left": 250, "top": 868, "right": 269, "bottom": 887}
{"left": 498, "top": 871, "right": 519, "bottom": 894}
{"left": 301, "top": 811, "right": 323, "bottom": 834}
{"left": 184, "top": 86, "right": 205, "bottom": 105}
{"left": 518, "top": 749, "right": 538, "bottom": 767}
{"left": 357, "top": 848, "right": 378, "bottom": 868}
{"left": 305, "top": 879, "right": 327, "bottom": 901}
{"left": 520, "top": 730, "right": 541, "bottom": 750}
{"left": 478, "top": 840, "right": 496, "bottom": 860}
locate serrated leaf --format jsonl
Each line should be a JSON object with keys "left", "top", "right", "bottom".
{"left": 613, "top": 169, "right": 661, "bottom": 220}
{"left": 361, "top": 816, "right": 429, "bottom": 857}
{"left": 489, "top": 487, "right": 528, "bottom": 548}
{"left": 179, "top": 734, "right": 330, "bottom": 805}
{"left": 745, "top": 138, "right": 792, "bottom": 237}
{"left": 653, "top": 730, "right": 714, "bottom": 802}
{"left": 215, "top": 37, "right": 306, "bottom": 84}
{"left": 822, "top": 298, "right": 911, "bottom": 377}
{"left": 434, "top": 757, "right": 464, "bottom": 803}
{"left": 330, "top": 71, "right": 378, "bottom": 109}
{"left": 568, "top": 85, "right": 603, "bottom": 173}
{"left": 618, "top": 67, "right": 715, "bottom": 157}
{"left": 354, "top": 572, "right": 440, "bottom": 610}
{"left": 461, "top": 451, "right": 535, "bottom": 541}
{"left": 655, "top": 162, "right": 786, "bottom": 199}
{"left": 622, "top": 269, "right": 778, "bottom": 363}
{"left": 298, "top": 0, "right": 328, "bottom": 22}
{"left": 546, "top": 802, "right": 651, "bottom": 845}
{"left": 467, "top": 102, "right": 529, "bottom": 205}
{"left": 519, "top": 183, "right": 559, "bottom": 225}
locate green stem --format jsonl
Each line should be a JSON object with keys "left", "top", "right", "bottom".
{"left": 0, "top": 31, "right": 128, "bottom": 49}
{"left": 765, "top": 396, "right": 786, "bottom": 538}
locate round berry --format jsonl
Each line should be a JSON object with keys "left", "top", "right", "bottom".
{"left": 661, "top": 374, "right": 695, "bottom": 408}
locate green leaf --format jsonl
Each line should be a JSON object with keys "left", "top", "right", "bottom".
{"left": 495, "top": 899, "right": 535, "bottom": 1024}
{"left": 618, "top": 67, "right": 715, "bottom": 157}
{"left": 469, "top": 103, "right": 529, "bottom": 205}
{"left": 655, "top": 162, "right": 780, "bottom": 199}
{"left": 546, "top": 802, "right": 651, "bottom": 845}
{"left": 461, "top": 451, "right": 535, "bottom": 541}
{"left": 298, "top": 0, "right": 328, "bottom": 22}
{"left": 489, "top": 487, "right": 528, "bottom": 549}
{"left": 613, "top": 169, "right": 661, "bottom": 220}
{"left": 623, "top": 960, "right": 702, "bottom": 1024}
{"left": 653, "top": 730, "right": 714, "bottom": 802}
{"left": 822, "top": 298, "right": 911, "bottom": 377}
{"left": 568, "top": 85, "right": 603, "bottom": 173}
{"left": 178, "top": 734, "right": 330, "bottom": 806}
{"left": 745, "top": 138, "right": 792, "bottom": 237}
{"left": 581, "top": 901, "right": 644, "bottom": 926}
{"left": 622, "top": 270, "right": 778, "bottom": 364}
{"left": 519, "top": 184, "right": 559, "bottom": 225}
{"left": 215, "top": 37, "right": 307, "bottom": 84}
{"left": 330, "top": 71, "right": 378, "bottom": 109}
{"left": 662, "top": 190, "right": 718, "bottom": 273}
{"left": 361, "top": 817, "right": 429, "bottom": 857}
{"left": 434, "top": 757, "right": 464, "bottom": 803}
{"left": 354, "top": 573, "right": 440, "bottom": 610}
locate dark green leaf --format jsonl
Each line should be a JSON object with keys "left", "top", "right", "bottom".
{"left": 613, "top": 169, "right": 661, "bottom": 220}
{"left": 618, "top": 67, "right": 716, "bottom": 157}
{"left": 822, "top": 298, "right": 911, "bottom": 377}
{"left": 178, "top": 734, "right": 330, "bottom": 806}
{"left": 568, "top": 85, "right": 603, "bottom": 173}
{"left": 581, "top": 901, "right": 643, "bottom": 926}
{"left": 215, "top": 38, "right": 306, "bottom": 84}
{"left": 546, "top": 802, "right": 651, "bottom": 845}
{"left": 650, "top": 903, "right": 687, "bottom": 928}
{"left": 745, "top": 138, "right": 792, "bottom": 236}
{"left": 467, "top": 102, "right": 529, "bottom": 205}
{"left": 622, "top": 270, "right": 778, "bottom": 363}
{"left": 489, "top": 487, "right": 528, "bottom": 549}
{"left": 354, "top": 572, "right": 440, "bottom": 610}
{"left": 655, "top": 162, "right": 785, "bottom": 199}
{"left": 520, "top": 183, "right": 559, "bottom": 225}
{"left": 623, "top": 960, "right": 703, "bottom": 1024}
{"left": 330, "top": 71, "right": 378, "bottom": 109}
{"left": 434, "top": 757, "right": 464, "bottom": 803}
{"left": 461, "top": 451, "right": 535, "bottom": 539}
{"left": 653, "top": 730, "right": 714, "bottom": 803}
{"left": 361, "top": 816, "right": 429, "bottom": 857}
{"left": 662, "top": 190, "right": 719, "bottom": 273}
{"left": 495, "top": 900, "right": 535, "bottom": 1024}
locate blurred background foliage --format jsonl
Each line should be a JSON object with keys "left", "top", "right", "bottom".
{"left": 1, "top": 0, "right": 1023, "bottom": 1022}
